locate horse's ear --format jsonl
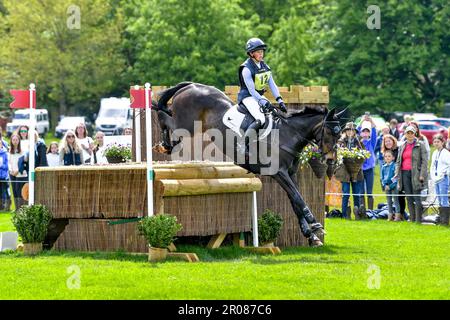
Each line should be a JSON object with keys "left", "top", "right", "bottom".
{"left": 326, "top": 108, "right": 336, "bottom": 121}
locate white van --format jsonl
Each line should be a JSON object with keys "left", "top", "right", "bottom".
{"left": 6, "top": 109, "right": 50, "bottom": 137}
{"left": 95, "top": 97, "right": 132, "bottom": 135}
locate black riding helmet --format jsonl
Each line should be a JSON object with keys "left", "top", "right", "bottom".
{"left": 246, "top": 38, "right": 267, "bottom": 55}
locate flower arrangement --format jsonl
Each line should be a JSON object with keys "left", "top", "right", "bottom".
{"left": 298, "top": 144, "right": 322, "bottom": 168}
{"left": 337, "top": 147, "right": 371, "bottom": 161}
{"left": 103, "top": 143, "right": 132, "bottom": 163}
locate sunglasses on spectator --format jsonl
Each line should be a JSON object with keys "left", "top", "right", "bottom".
{"left": 20, "top": 130, "right": 28, "bottom": 133}
{"left": 67, "top": 135, "right": 75, "bottom": 138}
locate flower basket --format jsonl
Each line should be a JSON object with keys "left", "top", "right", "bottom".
{"left": 103, "top": 143, "right": 132, "bottom": 164}
{"left": 106, "top": 155, "right": 127, "bottom": 164}
{"left": 343, "top": 157, "right": 364, "bottom": 180}
{"left": 308, "top": 157, "right": 327, "bottom": 179}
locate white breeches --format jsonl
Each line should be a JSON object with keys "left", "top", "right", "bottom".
{"left": 242, "top": 96, "right": 266, "bottom": 125}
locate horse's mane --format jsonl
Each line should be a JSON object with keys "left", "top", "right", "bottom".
{"left": 287, "top": 105, "right": 328, "bottom": 118}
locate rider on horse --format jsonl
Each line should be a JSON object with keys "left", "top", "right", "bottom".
{"left": 238, "top": 38, "right": 287, "bottom": 155}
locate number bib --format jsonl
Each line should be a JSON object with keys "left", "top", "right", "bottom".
{"left": 254, "top": 71, "right": 271, "bottom": 91}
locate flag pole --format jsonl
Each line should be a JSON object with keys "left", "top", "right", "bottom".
{"left": 145, "top": 83, "right": 153, "bottom": 216}
{"left": 134, "top": 85, "right": 141, "bottom": 163}
{"left": 28, "top": 83, "right": 36, "bottom": 205}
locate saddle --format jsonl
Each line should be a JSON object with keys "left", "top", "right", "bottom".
{"left": 222, "top": 103, "right": 274, "bottom": 140}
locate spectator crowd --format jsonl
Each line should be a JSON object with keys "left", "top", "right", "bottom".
{"left": 333, "top": 113, "right": 449, "bottom": 226}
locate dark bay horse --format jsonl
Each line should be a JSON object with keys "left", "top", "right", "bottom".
{"left": 153, "top": 82, "right": 344, "bottom": 246}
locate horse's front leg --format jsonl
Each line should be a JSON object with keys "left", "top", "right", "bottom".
{"left": 273, "top": 170, "right": 323, "bottom": 247}
{"left": 288, "top": 170, "right": 325, "bottom": 237}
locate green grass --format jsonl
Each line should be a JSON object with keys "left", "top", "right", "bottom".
{"left": 0, "top": 216, "right": 448, "bottom": 299}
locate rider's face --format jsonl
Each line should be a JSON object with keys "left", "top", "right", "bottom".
{"left": 251, "top": 50, "right": 264, "bottom": 62}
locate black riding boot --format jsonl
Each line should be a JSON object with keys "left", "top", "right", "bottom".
{"left": 239, "top": 120, "right": 262, "bottom": 156}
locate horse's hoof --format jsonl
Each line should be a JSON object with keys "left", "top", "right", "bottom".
{"left": 308, "top": 234, "right": 323, "bottom": 247}
{"left": 153, "top": 143, "right": 170, "bottom": 154}
{"left": 308, "top": 239, "right": 323, "bottom": 247}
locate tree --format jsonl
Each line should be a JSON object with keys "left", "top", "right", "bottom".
{"left": 320, "top": 0, "right": 450, "bottom": 114}
{"left": 123, "top": 0, "right": 254, "bottom": 88}
{"left": 0, "top": 0, "right": 126, "bottom": 117}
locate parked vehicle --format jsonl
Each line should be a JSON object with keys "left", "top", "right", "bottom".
{"left": 6, "top": 109, "right": 49, "bottom": 137}
{"left": 432, "top": 118, "right": 450, "bottom": 129}
{"left": 54, "top": 116, "right": 85, "bottom": 138}
{"left": 95, "top": 98, "right": 132, "bottom": 135}
{"left": 398, "top": 121, "right": 447, "bottom": 144}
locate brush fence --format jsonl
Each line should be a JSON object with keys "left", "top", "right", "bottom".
{"left": 37, "top": 162, "right": 262, "bottom": 252}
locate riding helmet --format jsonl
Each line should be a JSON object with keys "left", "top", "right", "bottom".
{"left": 246, "top": 38, "right": 267, "bottom": 54}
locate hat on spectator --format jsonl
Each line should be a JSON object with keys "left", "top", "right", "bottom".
{"left": 405, "top": 125, "right": 417, "bottom": 134}
{"left": 361, "top": 121, "right": 371, "bottom": 132}
{"left": 342, "top": 122, "right": 357, "bottom": 132}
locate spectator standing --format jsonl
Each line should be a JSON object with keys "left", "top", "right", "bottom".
{"left": 395, "top": 126, "right": 428, "bottom": 223}
{"left": 8, "top": 133, "right": 27, "bottom": 210}
{"left": 430, "top": 134, "right": 450, "bottom": 226}
{"left": 389, "top": 119, "right": 400, "bottom": 140}
{"left": 334, "top": 122, "right": 364, "bottom": 220}
{"left": 60, "top": 130, "right": 83, "bottom": 166}
{"left": 92, "top": 131, "right": 108, "bottom": 164}
{"left": 358, "top": 115, "right": 377, "bottom": 211}
{"left": 75, "top": 123, "right": 94, "bottom": 164}
{"left": 123, "top": 127, "right": 133, "bottom": 136}
{"left": 381, "top": 150, "right": 400, "bottom": 221}
{"left": 17, "top": 125, "right": 29, "bottom": 152}
{"left": 0, "top": 134, "right": 9, "bottom": 211}
{"left": 375, "top": 125, "right": 390, "bottom": 172}
{"left": 381, "top": 134, "right": 406, "bottom": 218}
{"left": 46, "top": 142, "right": 60, "bottom": 167}
{"left": 409, "top": 121, "right": 430, "bottom": 161}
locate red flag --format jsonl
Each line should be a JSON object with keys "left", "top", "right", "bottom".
{"left": 10, "top": 90, "right": 36, "bottom": 109}
{"left": 130, "top": 87, "right": 148, "bottom": 109}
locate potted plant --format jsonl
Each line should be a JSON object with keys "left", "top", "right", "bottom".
{"left": 257, "top": 209, "right": 283, "bottom": 247}
{"left": 11, "top": 204, "right": 52, "bottom": 255}
{"left": 103, "top": 143, "right": 132, "bottom": 163}
{"left": 137, "top": 214, "right": 182, "bottom": 262}
{"left": 298, "top": 144, "right": 327, "bottom": 179}
{"left": 337, "top": 147, "right": 371, "bottom": 180}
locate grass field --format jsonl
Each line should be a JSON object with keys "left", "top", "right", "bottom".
{"left": 0, "top": 213, "right": 448, "bottom": 300}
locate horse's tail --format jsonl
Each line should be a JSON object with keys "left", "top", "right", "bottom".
{"left": 156, "top": 82, "right": 193, "bottom": 116}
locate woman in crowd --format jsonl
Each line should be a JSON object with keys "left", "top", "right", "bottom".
{"left": 334, "top": 122, "right": 364, "bottom": 220}
{"left": 408, "top": 121, "right": 430, "bottom": 161}
{"left": 8, "top": 133, "right": 27, "bottom": 210}
{"left": 92, "top": 131, "right": 108, "bottom": 164}
{"left": 75, "top": 123, "right": 94, "bottom": 164}
{"left": 17, "top": 125, "right": 29, "bottom": 152}
{"left": 0, "top": 130, "right": 9, "bottom": 211}
{"left": 395, "top": 125, "right": 428, "bottom": 223}
{"left": 380, "top": 134, "right": 406, "bottom": 218}
{"left": 430, "top": 134, "right": 450, "bottom": 226}
{"left": 358, "top": 115, "right": 377, "bottom": 211}
{"left": 46, "top": 141, "right": 60, "bottom": 167}
{"left": 60, "top": 130, "right": 83, "bottom": 166}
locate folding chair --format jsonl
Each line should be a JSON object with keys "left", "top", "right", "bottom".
{"left": 421, "top": 180, "right": 440, "bottom": 216}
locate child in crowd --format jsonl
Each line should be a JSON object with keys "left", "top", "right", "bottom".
{"left": 381, "top": 150, "right": 401, "bottom": 221}
{"left": 46, "top": 141, "right": 60, "bottom": 167}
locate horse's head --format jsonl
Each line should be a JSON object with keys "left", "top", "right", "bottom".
{"left": 319, "top": 108, "right": 347, "bottom": 163}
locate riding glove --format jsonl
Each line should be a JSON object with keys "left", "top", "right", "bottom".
{"left": 276, "top": 97, "right": 287, "bottom": 113}
{"left": 262, "top": 100, "right": 274, "bottom": 113}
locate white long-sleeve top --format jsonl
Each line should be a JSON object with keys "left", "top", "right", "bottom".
{"left": 430, "top": 148, "right": 450, "bottom": 183}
